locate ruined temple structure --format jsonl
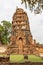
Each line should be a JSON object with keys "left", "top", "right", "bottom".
{"left": 5, "top": 8, "right": 43, "bottom": 55}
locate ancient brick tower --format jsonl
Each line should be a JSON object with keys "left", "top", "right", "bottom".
{"left": 6, "top": 8, "right": 33, "bottom": 54}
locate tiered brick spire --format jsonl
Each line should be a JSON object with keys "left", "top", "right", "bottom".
{"left": 5, "top": 8, "right": 43, "bottom": 55}
{"left": 12, "top": 8, "right": 32, "bottom": 45}
{"left": 6, "top": 8, "right": 33, "bottom": 54}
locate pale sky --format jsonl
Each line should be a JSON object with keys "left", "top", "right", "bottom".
{"left": 0, "top": 0, "right": 43, "bottom": 44}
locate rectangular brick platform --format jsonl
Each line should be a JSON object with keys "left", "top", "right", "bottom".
{"left": 0, "top": 56, "right": 10, "bottom": 62}
{"left": 0, "top": 62, "right": 43, "bottom": 65}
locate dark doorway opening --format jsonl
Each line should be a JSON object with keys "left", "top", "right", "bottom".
{"left": 19, "top": 37, "right": 22, "bottom": 40}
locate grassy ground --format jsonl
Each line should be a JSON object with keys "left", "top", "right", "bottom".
{"left": 0, "top": 54, "right": 43, "bottom": 63}
{"left": 28, "top": 55, "right": 43, "bottom": 62}
{"left": 10, "top": 55, "right": 43, "bottom": 63}
{"left": 10, "top": 55, "right": 24, "bottom": 63}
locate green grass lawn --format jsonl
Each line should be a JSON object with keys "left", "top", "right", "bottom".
{"left": 28, "top": 55, "right": 43, "bottom": 62}
{"left": 10, "top": 55, "right": 24, "bottom": 63}
{"left": 0, "top": 54, "right": 43, "bottom": 63}
{"left": 10, "top": 55, "right": 43, "bottom": 63}
{"left": 0, "top": 54, "right": 8, "bottom": 57}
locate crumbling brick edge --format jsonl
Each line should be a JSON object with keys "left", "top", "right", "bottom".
{"left": 0, "top": 62, "right": 43, "bottom": 65}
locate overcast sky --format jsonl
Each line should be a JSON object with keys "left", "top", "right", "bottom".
{"left": 0, "top": 0, "right": 43, "bottom": 44}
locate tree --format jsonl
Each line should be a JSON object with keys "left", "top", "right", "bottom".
{"left": 0, "top": 20, "right": 12, "bottom": 45}
{"left": 0, "top": 25, "right": 4, "bottom": 44}
{"left": 21, "top": 0, "right": 43, "bottom": 14}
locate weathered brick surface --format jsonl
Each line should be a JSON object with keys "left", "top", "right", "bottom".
{"left": 0, "top": 62, "right": 43, "bottom": 65}
{"left": 0, "top": 56, "right": 10, "bottom": 62}
{"left": 5, "top": 8, "right": 43, "bottom": 55}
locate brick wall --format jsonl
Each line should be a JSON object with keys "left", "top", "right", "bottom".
{"left": 0, "top": 56, "right": 10, "bottom": 62}
{"left": 0, "top": 62, "right": 43, "bottom": 65}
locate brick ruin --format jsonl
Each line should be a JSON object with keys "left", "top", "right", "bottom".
{"left": 5, "top": 8, "right": 43, "bottom": 56}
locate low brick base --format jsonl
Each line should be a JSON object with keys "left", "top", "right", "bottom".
{"left": 0, "top": 56, "right": 10, "bottom": 62}
{"left": 0, "top": 62, "right": 43, "bottom": 65}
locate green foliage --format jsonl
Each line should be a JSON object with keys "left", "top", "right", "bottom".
{"left": 0, "top": 25, "right": 4, "bottom": 32}
{"left": 0, "top": 20, "right": 12, "bottom": 45}
{"left": 21, "top": 0, "right": 43, "bottom": 14}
